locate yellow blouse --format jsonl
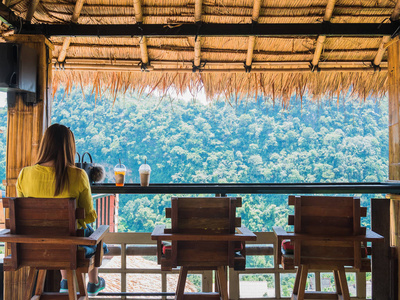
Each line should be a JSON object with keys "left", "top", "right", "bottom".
{"left": 16, "top": 165, "right": 97, "bottom": 229}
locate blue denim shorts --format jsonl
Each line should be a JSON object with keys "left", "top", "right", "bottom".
{"left": 80, "top": 224, "right": 109, "bottom": 258}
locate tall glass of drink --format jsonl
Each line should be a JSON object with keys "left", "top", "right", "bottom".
{"left": 114, "top": 163, "right": 126, "bottom": 186}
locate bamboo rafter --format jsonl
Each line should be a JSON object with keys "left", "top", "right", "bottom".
{"left": 245, "top": 0, "right": 262, "bottom": 70}
{"left": 134, "top": 0, "right": 149, "bottom": 66}
{"left": 72, "top": 0, "right": 85, "bottom": 23}
{"left": 193, "top": 0, "right": 202, "bottom": 69}
{"left": 373, "top": 1, "right": 400, "bottom": 66}
{"left": 57, "top": 0, "right": 84, "bottom": 62}
{"left": 391, "top": 0, "right": 400, "bottom": 21}
{"left": 26, "top": 0, "right": 40, "bottom": 23}
{"left": 57, "top": 37, "right": 71, "bottom": 62}
{"left": 311, "top": 0, "right": 336, "bottom": 69}
{"left": 373, "top": 36, "right": 391, "bottom": 66}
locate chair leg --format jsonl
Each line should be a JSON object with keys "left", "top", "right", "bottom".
{"left": 294, "top": 264, "right": 308, "bottom": 300}
{"left": 216, "top": 266, "right": 228, "bottom": 300}
{"left": 67, "top": 270, "right": 78, "bottom": 300}
{"left": 333, "top": 269, "right": 342, "bottom": 295}
{"left": 336, "top": 266, "right": 350, "bottom": 300}
{"left": 34, "top": 270, "right": 47, "bottom": 296}
{"left": 25, "top": 267, "right": 37, "bottom": 300}
{"left": 176, "top": 266, "right": 188, "bottom": 300}
{"left": 76, "top": 269, "right": 88, "bottom": 299}
{"left": 292, "top": 265, "right": 302, "bottom": 299}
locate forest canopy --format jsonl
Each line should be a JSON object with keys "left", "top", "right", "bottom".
{"left": 0, "top": 89, "right": 389, "bottom": 232}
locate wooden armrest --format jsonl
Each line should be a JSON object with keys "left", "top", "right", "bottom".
{"left": 273, "top": 226, "right": 293, "bottom": 238}
{"left": 87, "top": 225, "right": 109, "bottom": 244}
{"left": 151, "top": 232, "right": 255, "bottom": 242}
{"left": 0, "top": 232, "right": 99, "bottom": 246}
{"left": 236, "top": 226, "right": 257, "bottom": 240}
{"left": 151, "top": 225, "right": 167, "bottom": 240}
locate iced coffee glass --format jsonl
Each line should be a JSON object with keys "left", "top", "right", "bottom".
{"left": 114, "top": 163, "right": 126, "bottom": 187}
{"left": 139, "top": 162, "right": 151, "bottom": 187}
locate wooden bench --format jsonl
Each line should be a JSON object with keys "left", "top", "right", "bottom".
{"left": 0, "top": 197, "right": 109, "bottom": 300}
{"left": 151, "top": 197, "right": 256, "bottom": 300}
{"left": 273, "top": 195, "right": 383, "bottom": 300}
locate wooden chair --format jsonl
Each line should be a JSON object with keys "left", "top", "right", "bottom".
{"left": 151, "top": 197, "right": 256, "bottom": 300}
{"left": 0, "top": 197, "right": 109, "bottom": 300}
{"left": 273, "top": 195, "right": 383, "bottom": 300}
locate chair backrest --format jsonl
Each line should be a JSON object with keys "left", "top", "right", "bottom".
{"left": 288, "top": 195, "right": 367, "bottom": 268}
{"left": 3, "top": 197, "right": 85, "bottom": 271}
{"left": 165, "top": 197, "right": 241, "bottom": 268}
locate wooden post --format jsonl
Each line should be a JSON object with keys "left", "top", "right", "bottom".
{"left": 387, "top": 35, "right": 400, "bottom": 299}
{"left": 371, "top": 198, "right": 392, "bottom": 300}
{"left": 3, "top": 34, "right": 53, "bottom": 300}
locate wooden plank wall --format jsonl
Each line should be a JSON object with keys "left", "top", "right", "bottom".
{"left": 3, "top": 35, "right": 52, "bottom": 300}
{"left": 387, "top": 36, "right": 400, "bottom": 300}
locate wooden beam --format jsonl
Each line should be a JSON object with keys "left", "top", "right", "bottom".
{"left": 245, "top": 0, "right": 262, "bottom": 68}
{"left": 18, "top": 22, "right": 398, "bottom": 37}
{"left": 311, "top": 0, "right": 336, "bottom": 68}
{"left": 373, "top": 35, "right": 391, "bottom": 66}
{"left": 72, "top": 0, "right": 85, "bottom": 23}
{"left": 57, "top": 37, "right": 71, "bottom": 62}
{"left": 392, "top": 0, "right": 400, "bottom": 21}
{"left": 26, "top": 0, "right": 40, "bottom": 23}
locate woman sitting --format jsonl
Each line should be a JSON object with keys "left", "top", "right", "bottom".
{"left": 16, "top": 123, "right": 106, "bottom": 296}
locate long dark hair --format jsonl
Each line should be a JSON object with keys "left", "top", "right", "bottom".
{"left": 36, "top": 124, "right": 76, "bottom": 195}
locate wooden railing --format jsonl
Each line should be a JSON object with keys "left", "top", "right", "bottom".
{"left": 92, "top": 194, "right": 118, "bottom": 232}
{"left": 94, "top": 232, "right": 369, "bottom": 300}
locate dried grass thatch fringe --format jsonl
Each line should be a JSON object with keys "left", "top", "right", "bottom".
{"left": 52, "top": 69, "right": 388, "bottom": 106}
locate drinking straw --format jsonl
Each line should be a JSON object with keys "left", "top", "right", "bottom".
{"left": 119, "top": 158, "right": 121, "bottom": 167}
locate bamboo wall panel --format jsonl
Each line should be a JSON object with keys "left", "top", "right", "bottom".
{"left": 4, "top": 35, "right": 52, "bottom": 300}
{"left": 387, "top": 36, "right": 400, "bottom": 299}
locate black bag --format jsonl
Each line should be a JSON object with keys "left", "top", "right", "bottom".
{"left": 75, "top": 152, "right": 82, "bottom": 169}
{"left": 82, "top": 152, "right": 94, "bottom": 178}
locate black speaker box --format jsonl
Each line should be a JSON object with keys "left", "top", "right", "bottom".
{"left": 0, "top": 43, "right": 37, "bottom": 94}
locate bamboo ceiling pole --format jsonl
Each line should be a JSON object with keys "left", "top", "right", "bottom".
{"left": 195, "top": 0, "right": 202, "bottom": 22}
{"left": 194, "top": 38, "right": 201, "bottom": 67}
{"left": 133, "top": 0, "right": 143, "bottom": 23}
{"left": 58, "top": 1, "right": 84, "bottom": 63}
{"left": 392, "top": 0, "right": 400, "bottom": 21}
{"left": 58, "top": 37, "right": 71, "bottom": 62}
{"left": 245, "top": 0, "right": 261, "bottom": 68}
{"left": 193, "top": 0, "right": 203, "bottom": 68}
{"left": 374, "top": 36, "right": 391, "bottom": 66}
{"left": 134, "top": 0, "right": 149, "bottom": 66}
{"left": 55, "top": 58, "right": 387, "bottom": 68}
{"left": 25, "top": 0, "right": 40, "bottom": 23}
{"left": 311, "top": 0, "right": 336, "bottom": 68}
{"left": 372, "top": 1, "right": 400, "bottom": 66}
{"left": 58, "top": 63, "right": 387, "bottom": 73}
{"left": 72, "top": 0, "right": 85, "bottom": 23}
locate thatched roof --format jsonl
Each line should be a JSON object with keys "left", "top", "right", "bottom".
{"left": 1, "top": 0, "right": 399, "bottom": 101}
